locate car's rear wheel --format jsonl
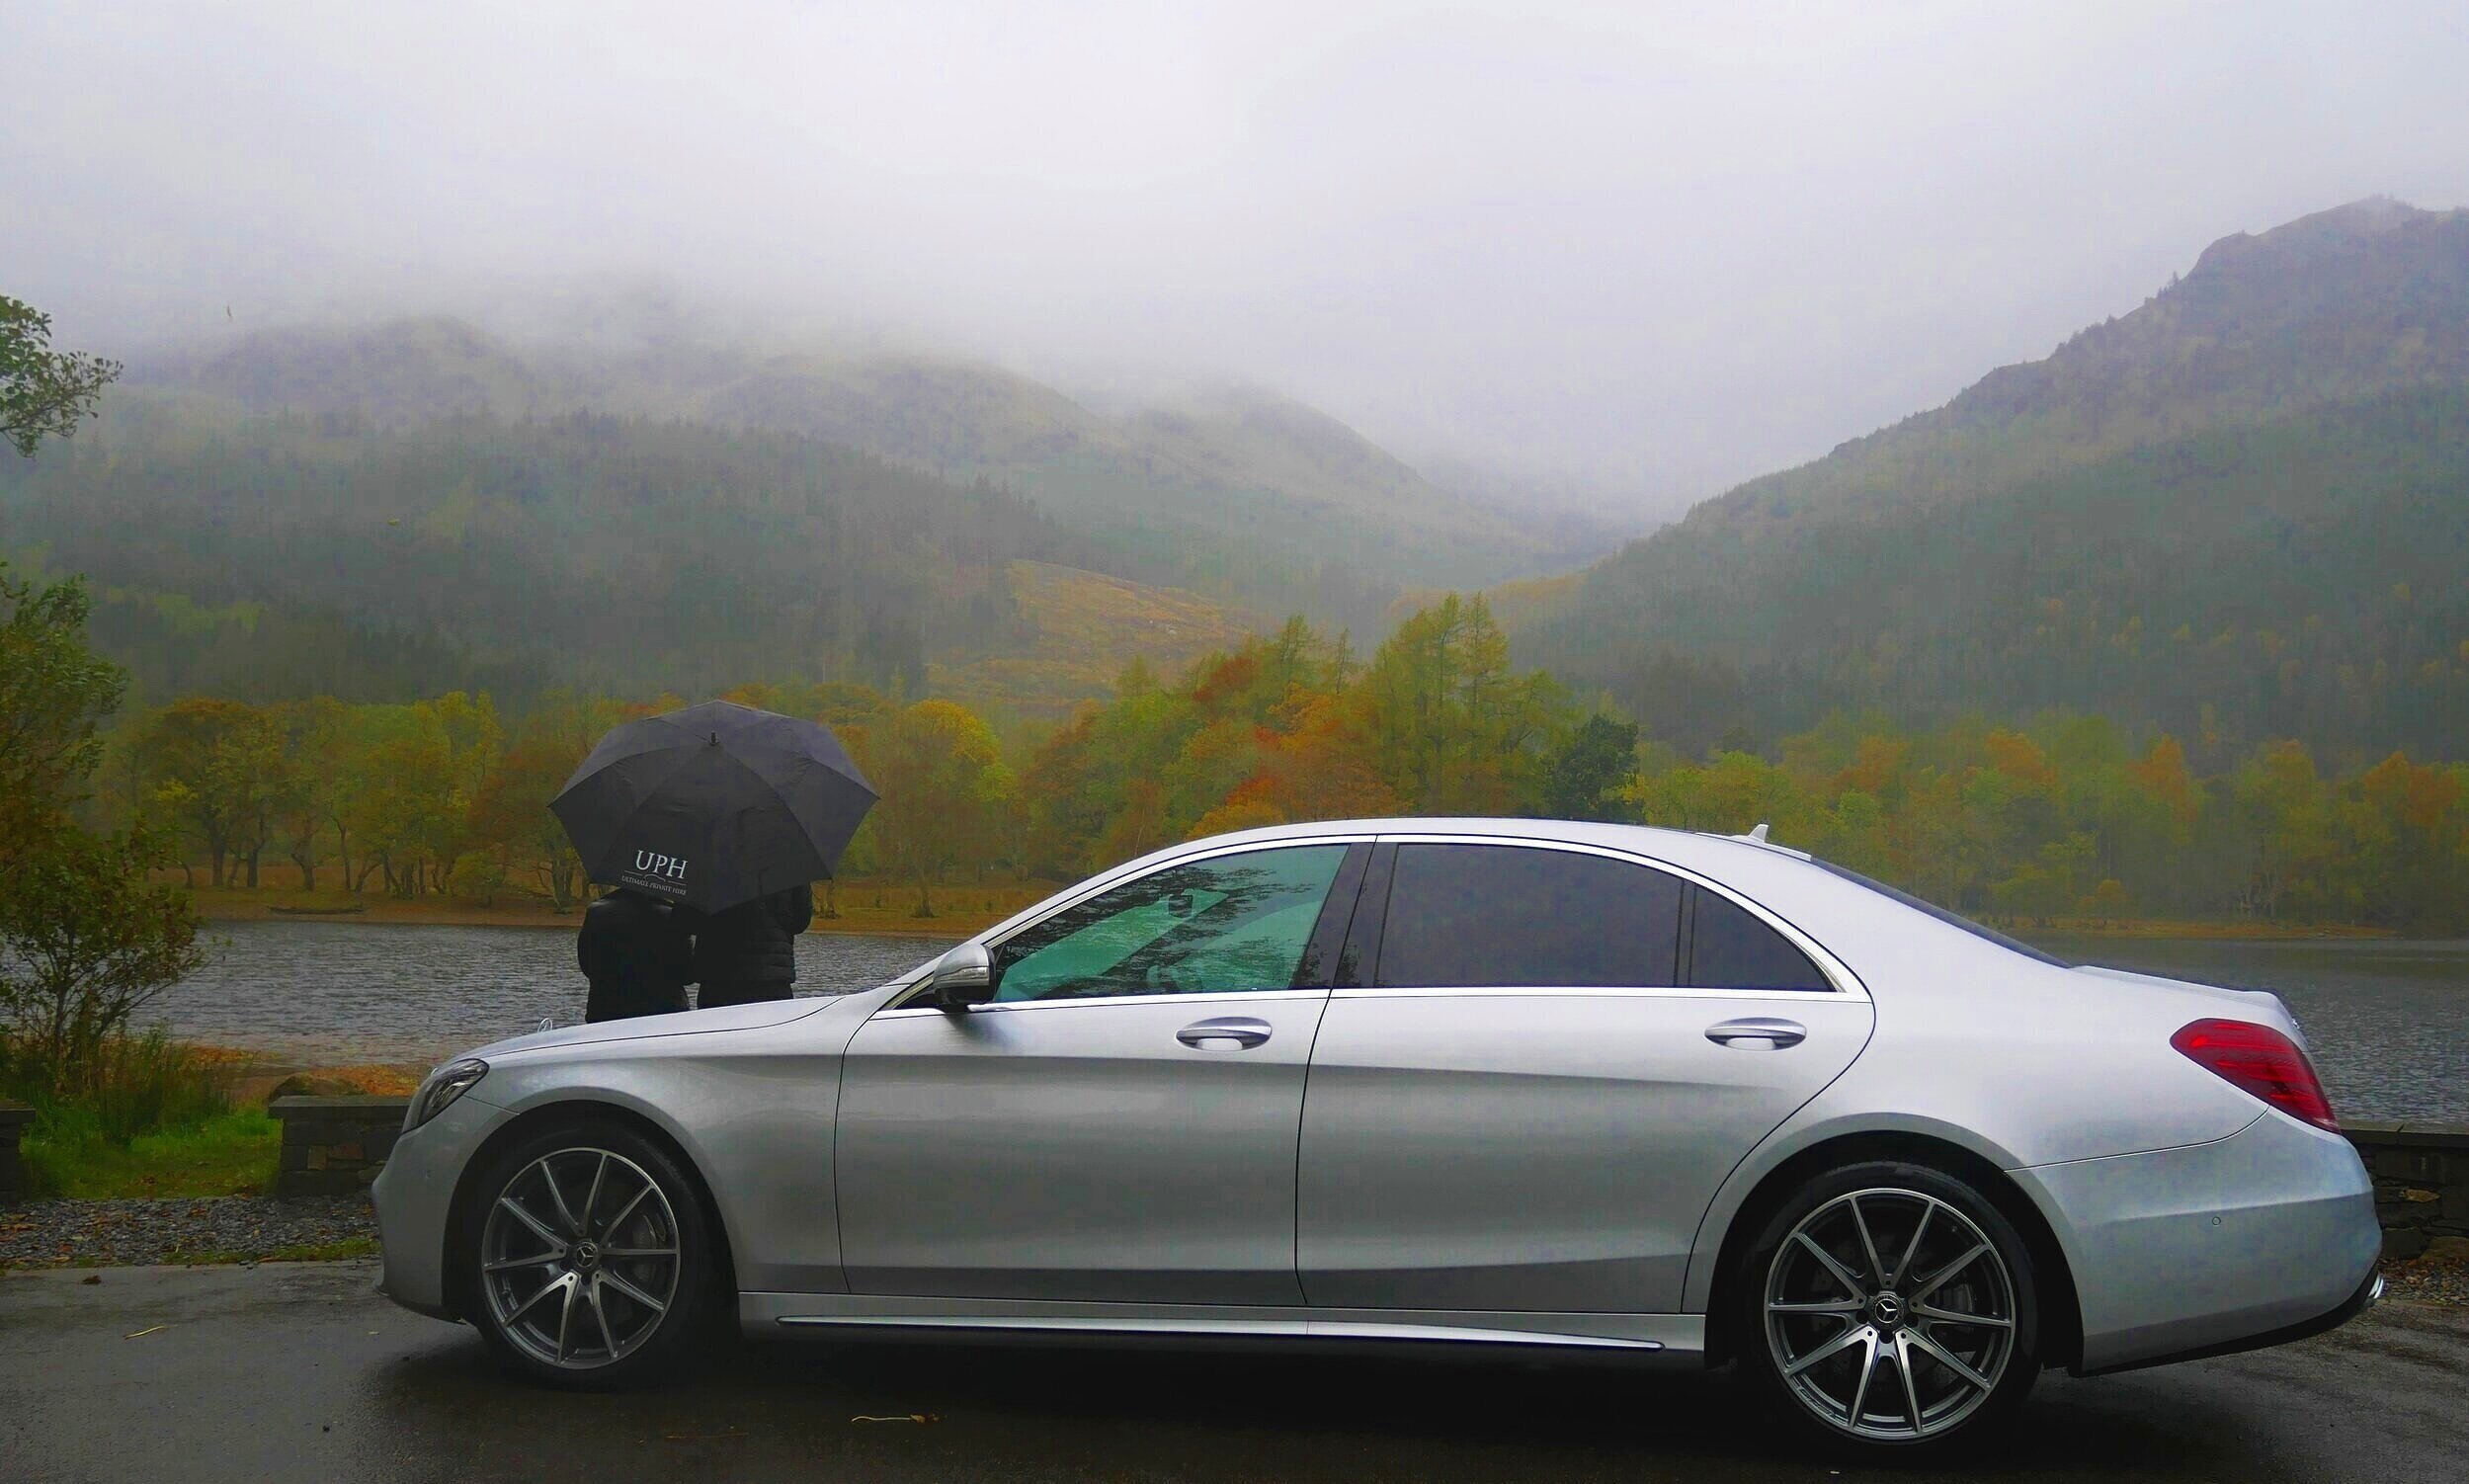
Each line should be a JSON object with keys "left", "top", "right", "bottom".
{"left": 462, "top": 1118, "right": 718, "bottom": 1388}
{"left": 1734, "top": 1161, "right": 2039, "bottom": 1456}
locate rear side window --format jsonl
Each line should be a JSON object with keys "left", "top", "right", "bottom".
{"left": 1376, "top": 844, "right": 1683, "bottom": 988}
{"left": 1687, "top": 889, "right": 1832, "bottom": 991}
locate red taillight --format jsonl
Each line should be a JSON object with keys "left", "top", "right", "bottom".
{"left": 2172, "top": 1018, "right": 2340, "bottom": 1132}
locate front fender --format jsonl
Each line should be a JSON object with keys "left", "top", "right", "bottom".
{"left": 474, "top": 995, "right": 883, "bottom": 1293}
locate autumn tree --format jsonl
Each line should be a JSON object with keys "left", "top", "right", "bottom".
{"left": 130, "top": 698, "right": 289, "bottom": 888}
{"left": 856, "top": 701, "right": 1018, "bottom": 916}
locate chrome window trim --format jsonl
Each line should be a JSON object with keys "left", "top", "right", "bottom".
{"left": 872, "top": 987, "right": 1333, "bottom": 1021}
{"left": 878, "top": 835, "right": 1375, "bottom": 1014}
{"left": 1329, "top": 985, "right": 1849, "bottom": 1003}
{"left": 1366, "top": 831, "right": 1869, "bottom": 1002}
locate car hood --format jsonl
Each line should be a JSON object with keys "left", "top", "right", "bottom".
{"left": 461, "top": 995, "right": 841, "bottom": 1061}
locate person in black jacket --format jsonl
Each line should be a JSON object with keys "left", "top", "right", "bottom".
{"left": 577, "top": 886, "right": 696, "bottom": 1023}
{"left": 693, "top": 883, "right": 813, "bottom": 1008}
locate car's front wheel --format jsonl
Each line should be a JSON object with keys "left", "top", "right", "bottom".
{"left": 462, "top": 1118, "right": 718, "bottom": 1388}
{"left": 1734, "top": 1160, "right": 2040, "bottom": 1456}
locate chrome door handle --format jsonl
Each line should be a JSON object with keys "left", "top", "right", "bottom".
{"left": 1706, "top": 1017, "right": 1807, "bottom": 1049}
{"left": 1178, "top": 1017, "right": 1273, "bottom": 1050}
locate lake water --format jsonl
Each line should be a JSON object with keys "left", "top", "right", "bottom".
{"left": 144, "top": 923, "right": 2465, "bottom": 1121}
{"left": 145, "top": 921, "right": 953, "bottom": 1066}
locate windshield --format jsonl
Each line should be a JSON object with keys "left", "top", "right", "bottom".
{"left": 1815, "top": 861, "right": 2072, "bottom": 969}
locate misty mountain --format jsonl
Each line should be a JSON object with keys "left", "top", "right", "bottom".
{"left": 0, "top": 400, "right": 1251, "bottom": 712}
{"left": 124, "top": 318, "right": 1619, "bottom": 630}
{"left": 1527, "top": 199, "right": 2469, "bottom": 760}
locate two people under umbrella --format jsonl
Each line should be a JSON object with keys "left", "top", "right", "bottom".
{"left": 575, "top": 883, "right": 813, "bottom": 1021}
{"left": 554, "top": 701, "right": 875, "bottom": 1025}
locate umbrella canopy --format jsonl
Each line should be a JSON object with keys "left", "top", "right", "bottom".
{"left": 550, "top": 701, "right": 876, "bottom": 915}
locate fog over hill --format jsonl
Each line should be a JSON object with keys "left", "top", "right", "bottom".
{"left": 13, "top": 3, "right": 2467, "bottom": 526}
{"left": 1524, "top": 200, "right": 2469, "bottom": 762}
{"left": 114, "top": 312, "right": 1619, "bottom": 624}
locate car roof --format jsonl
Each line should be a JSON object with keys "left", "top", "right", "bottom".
{"left": 1167, "top": 816, "right": 1809, "bottom": 875}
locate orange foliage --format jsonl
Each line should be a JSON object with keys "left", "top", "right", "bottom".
{"left": 2129, "top": 735, "right": 2200, "bottom": 826}
{"left": 1983, "top": 729, "right": 2058, "bottom": 792}
{"left": 2359, "top": 751, "right": 2461, "bottom": 832}
{"left": 1833, "top": 735, "right": 1909, "bottom": 796}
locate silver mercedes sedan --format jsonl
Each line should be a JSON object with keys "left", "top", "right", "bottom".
{"left": 373, "top": 819, "right": 2381, "bottom": 1456}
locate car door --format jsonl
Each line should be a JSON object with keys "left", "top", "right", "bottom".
{"left": 1297, "top": 836, "right": 1873, "bottom": 1314}
{"left": 835, "top": 839, "right": 1368, "bottom": 1305}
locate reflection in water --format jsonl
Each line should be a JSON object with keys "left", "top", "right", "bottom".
{"left": 2031, "top": 936, "right": 2469, "bottom": 1122}
{"left": 144, "top": 921, "right": 952, "bottom": 1065}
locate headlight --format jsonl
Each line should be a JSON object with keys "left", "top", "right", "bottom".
{"left": 407, "top": 1058, "right": 489, "bottom": 1131}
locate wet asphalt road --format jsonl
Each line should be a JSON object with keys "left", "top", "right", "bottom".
{"left": 3, "top": 1262, "right": 2464, "bottom": 1483}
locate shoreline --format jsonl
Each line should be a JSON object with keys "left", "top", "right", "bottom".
{"left": 184, "top": 892, "right": 1024, "bottom": 938}
{"left": 189, "top": 899, "right": 2403, "bottom": 944}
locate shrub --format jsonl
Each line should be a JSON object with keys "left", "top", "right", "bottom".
{"left": 3, "top": 1028, "right": 244, "bottom": 1195}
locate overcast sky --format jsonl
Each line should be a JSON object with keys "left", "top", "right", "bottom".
{"left": 6, "top": 0, "right": 2466, "bottom": 518}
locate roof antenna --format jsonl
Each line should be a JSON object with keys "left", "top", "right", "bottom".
{"left": 1748, "top": 822, "right": 1770, "bottom": 843}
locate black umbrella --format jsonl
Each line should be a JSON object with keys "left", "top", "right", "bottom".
{"left": 550, "top": 701, "right": 877, "bottom": 914}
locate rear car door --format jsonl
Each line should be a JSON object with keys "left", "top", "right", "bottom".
{"left": 1297, "top": 836, "right": 1872, "bottom": 1314}
{"left": 836, "top": 839, "right": 1368, "bottom": 1304}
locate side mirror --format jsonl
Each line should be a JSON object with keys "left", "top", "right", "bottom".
{"left": 925, "top": 941, "right": 995, "bottom": 1012}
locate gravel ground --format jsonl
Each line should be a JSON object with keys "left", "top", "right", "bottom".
{"left": 0, "top": 1195, "right": 376, "bottom": 1269}
{"left": 2382, "top": 1254, "right": 2469, "bottom": 1305}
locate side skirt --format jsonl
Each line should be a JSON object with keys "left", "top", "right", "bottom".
{"left": 739, "top": 1291, "right": 1705, "bottom": 1366}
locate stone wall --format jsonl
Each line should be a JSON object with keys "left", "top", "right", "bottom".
{"left": 269, "top": 1096, "right": 411, "bottom": 1197}
{"left": 0, "top": 1103, "right": 30, "bottom": 1201}
{"left": 2345, "top": 1122, "right": 2469, "bottom": 1262}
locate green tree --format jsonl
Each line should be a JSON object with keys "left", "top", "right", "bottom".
{"left": 0, "top": 568, "right": 125, "bottom": 860}
{"left": 856, "top": 701, "right": 1016, "bottom": 916}
{"left": 0, "top": 516, "right": 202, "bottom": 1094}
{"left": 1, "top": 295, "right": 121, "bottom": 458}
{"left": 1358, "top": 594, "right": 1558, "bottom": 812}
{"left": 1538, "top": 714, "right": 1640, "bottom": 822}
{"left": 130, "top": 698, "right": 288, "bottom": 888}
{"left": 0, "top": 825, "right": 204, "bottom": 1091}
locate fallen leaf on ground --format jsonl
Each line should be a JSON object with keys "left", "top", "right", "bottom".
{"left": 81, "top": 1274, "right": 101, "bottom": 1284}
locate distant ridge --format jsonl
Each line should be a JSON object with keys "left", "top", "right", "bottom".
{"left": 1524, "top": 199, "right": 2469, "bottom": 761}
{"left": 122, "top": 319, "right": 1620, "bottom": 630}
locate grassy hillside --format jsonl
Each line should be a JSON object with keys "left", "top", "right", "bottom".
{"left": 0, "top": 399, "right": 1163, "bottom": 708}
{"left": 1529, "top": 201, "right": 2469, "bottom": 761}
{"left": 930, "top": 560, "right": 1263, "bottom": 719}
{"left": 1531, "top": 383, "right": 2469, "bottom": 761}
{"left": 122, "top": 320, "right": 1616, "bottom": 632}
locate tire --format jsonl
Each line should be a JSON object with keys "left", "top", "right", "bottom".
{"left": 459, "top": 1117, "right": 721, "bottom": 1389}
{"left": 1731, "top": 1160, "right": 2040, "bottom": 1457}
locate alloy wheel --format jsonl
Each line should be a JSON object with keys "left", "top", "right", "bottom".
{"left": 1763, "top": 1187, "right": 2016, "bottom": 1442}
{"left": 479, "top": 1146, "right": 683, "bottom": 1370}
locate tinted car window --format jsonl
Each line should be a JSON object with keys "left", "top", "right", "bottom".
{"left": 993, "top": 845, "right": 1348, "bottom": 1001}
{"left": 1376, "top": 844, "right": 1682, "bottom": 988}
{"left": 1687, "top": 889, "right": 1832, "bottom": 990}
